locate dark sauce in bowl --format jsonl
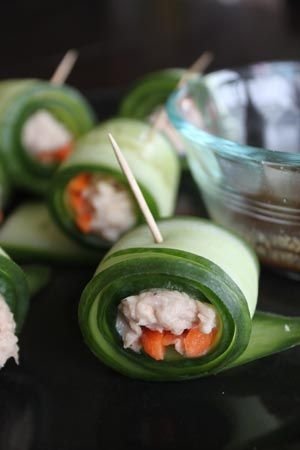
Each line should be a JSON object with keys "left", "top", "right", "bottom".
{"left": 170, "top": 62, "right": 300, "bottom": 276}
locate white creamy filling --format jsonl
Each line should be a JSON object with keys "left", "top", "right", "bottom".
{"left": 22, "top": 109, "right": 72, "bottom": 155}
{"left": 83, "top": 176, "right": 136, "bottom": 241}
{"left": 116, "top": 289, "right": 217, "bottom": 353}
{"left": 0, "top": 294, "right": 18, "bottom": 368}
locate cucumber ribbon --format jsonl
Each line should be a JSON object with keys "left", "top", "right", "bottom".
{"left": 0, "top": 247, "right": 51, "bottom": 371}
{"left": 119, "top": 69, "right": 203, "bottom": 165}
{"left": 119, "top": 69, "right": 183, "bottom": 119}
{"left": 0, "top": 203, "right": 102, "bottom": 266}
{"left": 49, "top": 118, "right": 180, "bottom": 248}
{"left": 79, "top": 217, "right": 300, "bottom": 381}
{"left": 0, "top": 80, "right": 95, "bottom": 194}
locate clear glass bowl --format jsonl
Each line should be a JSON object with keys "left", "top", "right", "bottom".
{"left": 167, "top": 61, "right": 300, "bottom": 276}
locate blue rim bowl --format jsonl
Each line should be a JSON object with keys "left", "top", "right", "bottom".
{"left": 167, "top": 61, "right": 300, "bottom": 275}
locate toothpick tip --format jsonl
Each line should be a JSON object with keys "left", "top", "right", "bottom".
{"left": 50, "top": 48, "right": 79, "bottom": 85}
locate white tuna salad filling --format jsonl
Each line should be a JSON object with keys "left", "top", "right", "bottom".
{"left": 116, "top": 289, "right": 217, "bottom": 354}
{"left": 68, "top": 174, "right": 136, "bottom": 242}
{"left": 22, "top": 109, "right": 72, "bottom": 156}
{"left": 0, "top": 294, "right": 18, "bottom": 368}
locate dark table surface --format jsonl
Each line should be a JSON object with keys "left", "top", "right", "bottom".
{"left": 1, "top": 1, "right": 300, "bottom": 449}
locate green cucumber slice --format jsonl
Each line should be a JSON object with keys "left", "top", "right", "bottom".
{"left": 227, "top": 311, "right": 300, "bottom": 369}
{"left": 49, "top": 118, "right": 180, "bottom": 249}
{"left": 0, "top": 80, "right": 95, "bottom": 194}
{"left": 0, "top": 203, "right": 102, "bottom": 266}
{"left": 119, "top": 69, "right": 183, "bottom": 119}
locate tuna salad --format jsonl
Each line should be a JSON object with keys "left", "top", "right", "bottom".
{"left": 67, "top": 173, "right": 136, "bottom": 242}
{"left": 116, "top": 289, "right": 218, "bottom": 360}
{"left": 0, "top": 294, "right": 18, "bottom": 368}
{"left": 22, "top": 109, "right": 73, "bottom": 164}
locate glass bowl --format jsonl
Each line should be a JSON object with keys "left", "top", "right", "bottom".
{"left": 167, "top": 61, "right": 300, "bottom": 277}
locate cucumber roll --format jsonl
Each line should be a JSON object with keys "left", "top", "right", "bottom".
{"left": 49, "top": 118, "right": 180, "bottom": 249}
{"left": 119, "top": 69, "right": 183, "bottom": 120}
{"left": 0, "top": 80, "right": 95, "bottom": 194}
{"left": 0, "top": 247, "right": 29, "bottom": 368}
{"left": 79, "top": 217, "right": 258, "bottom": 380}
{"left": 79, "top": 217, "right": 300, "bottom": 381}
{"left": 119, "top": 69, "right": 189, "bottom": 157}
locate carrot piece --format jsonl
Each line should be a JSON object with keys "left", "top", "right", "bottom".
{"left": 36, "top": 152, "right": 55, "bottom": 163}
{"left": 140, "top": 328, "right": 165, "bottom": 361}
{"left": 69, "top": 193, "right": 88, "bottom": 214}
{"left": 75, "top": 212, "right": 92, "bottom": 233}
{"left": 36, "top": 141, "right": 74, "bottom": 164}
{"left": 53, "top": 141, "right": 74, "bottom": 161}
{"left": 162, "top": 331, "right": 178, "bottom": 346}
{"left": 68, "top": 173, "right": 91, "bottom": 193}
{"left": 183, "top": 327, "right": 215, "bottom": 358}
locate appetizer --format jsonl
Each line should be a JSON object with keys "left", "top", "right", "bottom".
{"left": 119, "top": 69, "right": 187, "bottom": 156}
{"left": 0, "top": 80, "right": 95, "bottom": 194}
{"left": 79, "top": 217, "right": 259, "bottom": 380}
{"left": 49, "top": 118, "right": 180, "bottom": 248}
{"left": 80, "top": 216, "right": 300, "bottom": 381}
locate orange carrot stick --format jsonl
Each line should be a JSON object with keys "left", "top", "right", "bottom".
{"left": 162, "top": 331, "right": 178, "bottom": 346}
{"left": 183, "top": 327, "right": 215, "bottom": 358}
{"left": 75, "top": 212, "right": 92, "bottom": 233}
{"left": 54, "top": 141, "right": 74, "bottom": 161}
{"left": 68, "top": 173, "right": 91, "bottom": 193}
{"left": 69, "top": 194, "right": 87, "bottom": 213}
{"left": 140, "top": 328, "right": 165, "bottom": 361}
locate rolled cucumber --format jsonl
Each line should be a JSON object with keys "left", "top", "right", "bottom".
{"left": 0, "top": 203, "right": 102, "bottom": 266}
{"left": 49, "top": 117, "right": 180, "bottom": 248}
{"left": 119, "top": 69, "right": 183, "bottom": 119}
{"left": 0, "top": 246, "right": 29, "bottom": 333}
{"left": 79, "top": 217, "right": 259, "bottom": 380}
{"left": 80, "top": 217, "right": 300, "bottom": 381}
{"left": 0, "top": 80, "right": 95, "bottom": 194}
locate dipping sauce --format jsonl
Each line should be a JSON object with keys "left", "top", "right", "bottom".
{"left": 170, "top": 61, "right": 300, "bottom": 276}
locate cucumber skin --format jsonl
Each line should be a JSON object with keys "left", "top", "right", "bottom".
{"left": 49, "top": 118, "right": 180, "bottom": 249}
{"left": 119, "top": 69, "right": 183, "bottom": 119}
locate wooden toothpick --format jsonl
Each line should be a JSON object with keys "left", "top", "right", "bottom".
{"left": 108, "top": 133, "right": 164, "bottom": 244}
{"left": 177, "top": 51, "right": 214, "bottom": 88}
{"left": 50, "top": 49, "right": 79, "bottom": 85}
{"left": 148, "top": 51, "right": 214, "bottom": 138}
